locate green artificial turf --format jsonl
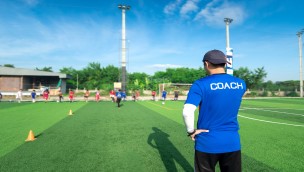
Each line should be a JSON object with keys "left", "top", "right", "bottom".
{"left": 239, "top": 98, "right": 304, "bottom": 171}
{"left": 0, "top": 98, "right": 303, "bottom": 171}
{"left": 0, "top": 101, "right": 193, "bottom": 171}
{"left": 0, "top": 102, "right": 85, "bottom": 157}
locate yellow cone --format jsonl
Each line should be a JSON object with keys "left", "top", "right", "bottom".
{"left": 68, "top": 109, "right": 73, "bottom": 115}
{"left": 25, "top": 130, "right": 36, "bottom": 142}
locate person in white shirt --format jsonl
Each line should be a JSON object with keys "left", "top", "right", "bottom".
{"left": 16, "top": 89, "right": 23, "bottom": 103}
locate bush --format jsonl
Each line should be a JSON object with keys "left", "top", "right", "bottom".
{"left": 250, "top": 91, "right": 258, "bottom": 97}
{"left": 260, "top": 91, "right": 268, "bottom": 97}
{"left": 286, "top": 91, "right": 299, "bottom": 97}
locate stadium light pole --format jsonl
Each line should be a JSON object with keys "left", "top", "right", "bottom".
{"left": 297, "top": 29, "right": 304, "bottom": 97}
{"left": 224, "top": 18, "right": 233, "bottom": 75}
{"left": 118, "top": 4, "right": 130, "bottom": 92}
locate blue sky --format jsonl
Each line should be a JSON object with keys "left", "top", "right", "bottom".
{"left": 0, "top": 0, "right": 303, "bottom": 82}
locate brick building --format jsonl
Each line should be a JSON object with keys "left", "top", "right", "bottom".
{"left": 0, "top": 66, "right": 71, "bottom": 94}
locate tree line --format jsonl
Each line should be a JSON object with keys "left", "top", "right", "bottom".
{"left": 1, "top": 63, "right": 301, "bottom": 94}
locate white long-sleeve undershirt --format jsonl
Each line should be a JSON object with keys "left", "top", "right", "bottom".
{"left": 182, "top": 103, "right": 197, "bottom": 133}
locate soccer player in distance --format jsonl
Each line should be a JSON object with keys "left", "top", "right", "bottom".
{"left": 16, "top": 89, "right": 22, "bottom": 103}
{"left": 110, "top": 90, "right": 115, "bottom": 102}
{"left": 43, "top": 89, "right": 49, "bottom": 103}
{"left": 183, "top": 49, "right": 246, "bottom": 172}
{"left": 161, "top": 90, "right": 167, "bottom": 104}
{"left": 69, "top": 89, "right": 74, "bottom": 103}
{"left": 31, "top": 90, "right": 36, "bottom": 103}
{"left": 84, "top": 89, "right": 90, "bottom": 102}
{"left": 95, "top": 89, "right": 100, "bottom": 102}
{"left": 58, "top": 89, "right": 63, "bottom": 102}
{"left": 151, "top": 90, "right": 156, "bottom": 101}
{"left": 115, "top": 89, "right": 122, "bottom": 108}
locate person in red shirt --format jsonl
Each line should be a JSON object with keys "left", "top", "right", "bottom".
{"left": 69, "top": 89, "right": 74, "bottom": 103}
{"left": 95, "top": 89, "right": 100, "bottom": 102}
{"left": 110, "top": 90, "right": 115, "bottom": 102}
{"left": 84, "top": 89, "right": 90, "bottom": 102}
{"left": 43, "top": 89, "right": 50, "bottom": 103}
{"left": 152, "top": 90, "right": 156, "bottom": 101}
{"left": 136, "top": 90, "right": 140, "bottom": 101}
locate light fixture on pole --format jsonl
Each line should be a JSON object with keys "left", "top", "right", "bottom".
{"left": 296, "top": 29, "right": 304, "bottom": 97}
{"left": 224, "top": 18, "right": 233, "bottom": 75}
{"left": 118, "top": 4, "right": 131, "bottom": 92}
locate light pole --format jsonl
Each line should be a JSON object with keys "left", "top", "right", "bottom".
{"left": 118, "top": 4, "right": 131, "bottom": 92}
{"left": 224, "top": 18, "right": 233, "bottom": 75}
{"left": 297, "top": 29, "right": 304, "bottom": 97}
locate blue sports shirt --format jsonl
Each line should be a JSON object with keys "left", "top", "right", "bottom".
{"left": 31, "top": 92, "right": 36, "bottom": 99}
{"left": 122, "top": 92, "right": 126, "bottom": 98}
{"left": 185, "top": 73, "right": 246, "bottom": 153}
{"left": 162, "top": 91, "right": 167, "bottom": 98}
{"left": 116, "top": 91, "right": 122, "bottom": 98}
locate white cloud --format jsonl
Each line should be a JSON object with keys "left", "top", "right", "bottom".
{"left": 180, "top": 0, "right": 200, "bottom": 17}
{"left": 194, "top": 0, "right": 246, "bottom": 26}
{"left": 164, "top": 0, "right": 182, "bottom": 15}
{"left": 0, "top": 13, "right": 121, "bottom": 71}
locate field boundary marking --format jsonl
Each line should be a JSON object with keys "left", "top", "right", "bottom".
{"left": 241, "top": 107, "right": 304, "bottom": 117}
{"left": 238, "top": 115, "right": 304, "bottom": 127}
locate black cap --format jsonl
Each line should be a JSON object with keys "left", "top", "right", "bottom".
{"left": 203, "top": 49, "right": 229, "bottom": 64}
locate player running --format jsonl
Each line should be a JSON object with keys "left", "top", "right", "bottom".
{"left": 152, "top": 90, "right": 156, "bottom": 101}
{"left": 95, "top": 89, "right": 100, "bottom": 102}
{"left": 31, "top": 90, "right": 36, "bottom": 103}
{"left": 84, "top": 89, "right": 90, "bottom": 102}
{"left": 69, "top": 89, "right": 74, "bottom": 103}
{"left": 43, "top": 89, "right": 49, "bottom": 103}
{"left": 110, "top": 90, "right": 115, "bottom": 102}
{"left": 115, "top": 89, "right": 122, "bottom": 108}
{"left": 162, "top": 90, "right": 167, "bottom": 104}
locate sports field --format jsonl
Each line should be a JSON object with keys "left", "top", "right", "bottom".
{"left": 0, "top": 98, "right": 303, "bottom": 171}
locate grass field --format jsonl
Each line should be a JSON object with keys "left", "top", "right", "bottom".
{"left": 0, "top": 98, "right": 303, "bottom": 171}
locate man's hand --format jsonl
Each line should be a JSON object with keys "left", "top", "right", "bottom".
{"left": 189, "top": 129, "right": 209, "bottom": 141}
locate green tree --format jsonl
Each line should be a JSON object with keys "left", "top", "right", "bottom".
{"left": 128, "top": 72, "right": 150, "bottom": 90}
{"left": 252, "top": 67, "right": 267, "bottom": 90}
{"left": 100, "top": 65, "right": 119, "bottom": 92}
{"left": 234, "top": 67, "right": 267, "bottom": 90}
{"left": 3, "top": 64, "right": 15, "bottom": 68}
{"left": 35, "top": 67, "right": 53, "bottom": 72}
{"left": 101, "top": 65, "right": 119, "bottom": 84}
{"left": 153, "top": 67, "right": 206, "bottom": 84}
{"left": 275, "top": 80, "right": 299, "bottom": 91}
{"left": 59, "top": 67, "right": 78, "bottom": 89}
{"left": 261, "top": 80, "right": 279, "bottom": 91}
{"left": 82, "top": 62, "right": 103, "bottom": 89}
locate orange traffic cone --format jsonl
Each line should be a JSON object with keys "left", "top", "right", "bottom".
{"left": 68, "top": 109, "right": 73, "bottom": 115}
{"left": 25, "top": 130, "right": 36, "bottom": 142}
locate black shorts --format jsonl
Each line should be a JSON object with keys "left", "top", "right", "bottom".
{"left": 195, "top": 150, "right": 241, "bottom": 172}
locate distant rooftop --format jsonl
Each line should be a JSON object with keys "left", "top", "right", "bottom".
{"left": 0, "top": 66, "right": 70, "bottom": 79}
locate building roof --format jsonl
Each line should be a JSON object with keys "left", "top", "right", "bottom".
{"left": 0, "top": 66, "right": 71, "bottom": 79}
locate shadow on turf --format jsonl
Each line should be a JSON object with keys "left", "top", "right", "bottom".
{"left": 147, "top": 127, "right": 193, "bottom": 172}
{"left": 35, "top": 133, "right": 43, "bottom": 138}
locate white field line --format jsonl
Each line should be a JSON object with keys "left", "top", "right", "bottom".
{"left": 238, "top": 115, "right": 304, "bottom": 127}
{"left": 245, "top": 108, "right": 304, "bottom": 111}
{"left": 240, "top": 107, "right": 304, "bottom": 117}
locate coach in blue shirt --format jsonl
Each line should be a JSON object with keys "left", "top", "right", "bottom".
{"left": 183, "top": 49, "right": 246, "bottom": 172}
